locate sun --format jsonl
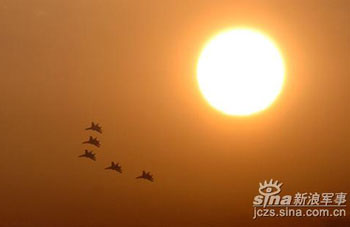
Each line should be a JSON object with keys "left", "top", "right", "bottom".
{"left": 197, "top": 28, "right": 285, "bottom": 116}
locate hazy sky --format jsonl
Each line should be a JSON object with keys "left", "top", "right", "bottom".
{"left": 1, "top": 0, "right": 349, "bottom": 226}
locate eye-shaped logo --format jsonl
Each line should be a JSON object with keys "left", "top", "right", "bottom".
{"left": 259, "top": 179, "right": 283, "bottom": 196}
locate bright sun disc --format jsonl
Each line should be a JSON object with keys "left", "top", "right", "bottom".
{"left": 197, "top": 28, "right": 285, "bottom": 116}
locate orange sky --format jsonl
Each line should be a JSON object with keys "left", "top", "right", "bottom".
{"left": 0, "top": 0, "right": 349, "bottom": 226}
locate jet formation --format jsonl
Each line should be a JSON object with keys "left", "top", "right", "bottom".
{"left": 79, "top": 122, "right": 154, "bottom": 182}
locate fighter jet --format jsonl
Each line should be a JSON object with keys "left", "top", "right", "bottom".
{"left": 78, "top": 150, "right": 96, "bottom": 161}
{"left": 85, "top": 122, "right": 102, "bottom": 134}
{"left": 136, "top": 170, "right": 154, "bottom": 182}
{"left": 82, "top": 136, "right": 100, "bottom": 147}
{"left": 105, "top": 162, "right": 122, "bottom": 173}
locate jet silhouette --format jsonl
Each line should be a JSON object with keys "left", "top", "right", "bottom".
{"left": 85, "top": 122, "right": 102, "bottom": 134}
{"left": 105, "top": 162, "right": 122, "bottom": 173}
{"left": 78, "top": 150, "right": 96, "bottom": 161}
{"left": 136, "top": 170, "right": 154, "bottom": 182}
{"left": 82, "top": 136, "right": 100, "bottom": 147}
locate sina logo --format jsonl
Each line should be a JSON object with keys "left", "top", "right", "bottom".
{"left": 253, "top": 179, "right": 292, "bottom": 207}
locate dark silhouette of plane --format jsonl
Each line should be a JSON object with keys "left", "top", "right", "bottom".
{"left": 78, "top": 150, "right": 96, "bottom": 161}
{"left": 82, "top": 136, "right": 100, "bottom": 147}
{"left": 136, "top": 171, "right": 154, "bottom": 182}
{"left": 85, "top": 122, "right": 102, "bottom": 134}
{"left": 105, "top": 162, "right": 122, "bottom": 173}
